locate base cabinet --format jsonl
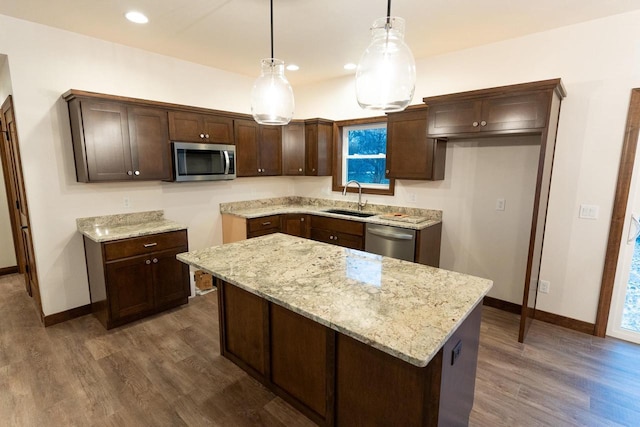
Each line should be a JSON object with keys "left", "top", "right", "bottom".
{"left": 217, "top": 280, "right": 482, "bottom": 427}
{"left": 84, "top": 230, "right": 190, "bottom": 329}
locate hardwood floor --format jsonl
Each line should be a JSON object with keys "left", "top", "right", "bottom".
{"left": 1, "top": 272, "right": 640, "bottom": 426}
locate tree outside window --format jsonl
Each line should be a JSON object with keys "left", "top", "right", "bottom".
{"left": 342, "top": 123, "right": 389, "bottom": 190}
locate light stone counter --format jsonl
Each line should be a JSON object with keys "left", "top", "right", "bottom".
{"left": 77, "top": 210, "right": 187, "bottom": 243}
{"left": 177, "top": 233, "right": 492, "bottom": 367}
{"left": 220, "top": 196, "right": 442, "bottom": 230}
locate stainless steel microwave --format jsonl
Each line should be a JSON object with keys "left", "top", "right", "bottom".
{"left": 171, "top": 142, "right": 236, "bottom": 182}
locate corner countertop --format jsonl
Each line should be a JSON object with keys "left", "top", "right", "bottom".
{"left": 177, "top": 233, "right": 492, "bottom": 367}
{"left": 220, "top": 196, "right": 442, "bottom": 230}
{"left": 77, "top": 210, "right": 187, "bottom": 243}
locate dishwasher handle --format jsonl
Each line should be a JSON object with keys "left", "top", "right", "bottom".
{"left": 367, "top": 226, "right": 414, "bottom": 240}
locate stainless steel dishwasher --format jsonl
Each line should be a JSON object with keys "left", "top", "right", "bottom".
{"left": 365, "top": 223, "right": 416, "bottom": 261}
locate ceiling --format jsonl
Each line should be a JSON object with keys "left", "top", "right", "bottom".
{"left": 2, "top": 0, "right": 640, "bottom": 85}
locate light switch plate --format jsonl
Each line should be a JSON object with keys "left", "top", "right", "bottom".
{"left": 579, "top": 204, "right": 599, "bottom": 219}
{"left": 496, "top": 198, "right": 506, "bottom": 211}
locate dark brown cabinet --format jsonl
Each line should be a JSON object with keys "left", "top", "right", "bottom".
{"left": 65, "top": 95, "right": 170, "bottom": 182}
{"left": 426, "top": 92, "right": 550, "bottom": 137}
{"left": 282, "top": 214, "right": 310, "bottom": 238}
{"left": 83, "top": 230, "right": 190, "bottom": 329}
{"left": 168, "top": 111, "right": 234, "bottom": 144}
{"left": 310, "top": 215, "right": 364, "bottom": 250}
{"left": 234, "top": 119, "right": 282, "bottom": 176}
{"left": 282, "top": 121, "right": 306, "bottom": 175}
{"left": 386, "top": 106, "right": 446, "bottom": 180}
{"left": 246, "top": 215, "right": 281, "bottom": 238}
{"left": 304, "top": 119, "right": 333, "bottom": 176}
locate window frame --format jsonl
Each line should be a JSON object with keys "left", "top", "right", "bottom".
{"left": 332, "top": 116, "right": 395, "bottom": 196}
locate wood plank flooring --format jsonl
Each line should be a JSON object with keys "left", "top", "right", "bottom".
{"left": 1, "top": 273, "right": 640, "bottom": 426}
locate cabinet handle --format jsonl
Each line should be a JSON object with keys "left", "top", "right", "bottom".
{"left": 386, "top": 169, "right": 390, "bottom": 174}
{"left": 145, "top": 259, "right": 151, "bottom": 265}
{"left": 300, "top": 218, "right": 305, "bottom": 222}
{"left": 127, "top": 170, "right": 133, "bottom": 176}
{"left": 312, "top": 168, "right": 316, "bottom": 172}
{"left": 200, "top": 133, "right": 205, "bottom": 139}
{"left": 480, "top": 120, "right": 487, "bottom": 126}
{"left": 205, "top": 134, "right": 210, "bottom": 139}
{"left": 134, "top": 170, "right": 140, "bottom": 176}
{"left": 152, "top": 258, "right": 158, "bottom": 264}
{"left": 298, "top": 168, "right": 303, "bottom": 172}
{"left": 144, "top": 243, "right": 157, "bottom": 248}
{"left": 262, "top": 221, "right": 272, "bottom": 226}
{"left": 472, "top": 121, "right": 479, "bottom": 127}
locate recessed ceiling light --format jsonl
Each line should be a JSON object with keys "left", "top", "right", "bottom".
{"left": 286, "top": 64, "right": 300, "bottom": 71}
{"left": 344, "top": 63, "right": 357, "bottom": 71}
{"left": 125, "top": 11, "right": 149, "bottom": 24}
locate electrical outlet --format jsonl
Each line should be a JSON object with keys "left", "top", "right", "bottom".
{"left": 407, "top": 193, "right": 417, "bottom": 203}
{"left": 496, "top": 198, "right": 506, "bottom": 211}
{"left": 579, "top": 204, "right": 599, "bottom": 219}
{"left": 539, "top": 279, "right": 550, "bottom": 294}
{"left": 123, "top": 197, "right": 131, "bottom": 208}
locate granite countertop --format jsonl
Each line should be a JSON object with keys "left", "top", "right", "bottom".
{"left": 77, "top": 210, "right": 187, "bottom": 243}
{"left": 220, "top": 196, "right": 442, "bottom": 230}
{"left": 177, "top": 233, "right": 492, "bottom": 367}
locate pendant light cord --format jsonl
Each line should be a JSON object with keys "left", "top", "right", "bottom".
{"left": 386, "top": 0, "right": 391, "bottom": 25}
{"left": 270, "top": 0, "right": 274, "bottom": 61}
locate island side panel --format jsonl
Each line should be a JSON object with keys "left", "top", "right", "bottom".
{"left": 437, "top": 302, "right": 483, "bottom": 427}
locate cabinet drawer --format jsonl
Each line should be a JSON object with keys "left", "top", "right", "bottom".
{"left": 247, "top": 215, "right": 281, "bottom": 233}
{"left": 310, "top": 216, "right": 364, "bottom": 236}
{"left": 104, "top": 230, "right": 188, "bottom": 261}
{"left": 310, "top": 229, "right": 363, "bottom": 250}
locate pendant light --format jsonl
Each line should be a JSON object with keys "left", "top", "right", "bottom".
{"left": 251, "top": 0, "right": 294, "bottom": 125}
{"left": 355, "top": 0, "right": 416, "bottom": 112}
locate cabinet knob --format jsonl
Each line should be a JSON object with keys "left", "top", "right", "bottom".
{"left": 127, "top": 170, "right": 133, "bottom": 176}
{"left": 205, "top": 134, "right": 210, "bottom": 139}
{"left": 386, "top": 169, "right": 390, "bottom": 174}
{"left": 480, "top": 120, "right": 487, "bottom": 126}
{"left": 472, "top": 121, "right": 479, "bottom": 127}
{"left": 298, "top": 168, "right": 303, "bottom": 172}
{"left": 312, "top": 168, "right": 316, "bottom": 172}
{"left": 300, "top": 217, "right": 304, "bottom": 222}
{"left": 258, "top": 168, "right": 262, "bottom": 173}
{"left": 152, "top": 258, "right": 158, "bottom": 264}
{"left": 134, "top": 170, "right": 140, "bottom": 176}
{"left": 200, "top": 133, "right": 205, "bottom": 139}
{"left": 145, "top": 259, "right": 151, "bottom": 265}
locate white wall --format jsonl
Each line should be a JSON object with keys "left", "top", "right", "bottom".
{"left": 0, "top": 54, "right": 17, "bottom": 269}
{"left": 0, "top": 15, "right": 294, "bottom": 315}
{"left": 296, "top": 11, "right": 640, "bottom": 323}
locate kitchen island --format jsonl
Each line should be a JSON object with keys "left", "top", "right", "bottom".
{"left": 177, "top": 233, "right": 492, "bottom": 426}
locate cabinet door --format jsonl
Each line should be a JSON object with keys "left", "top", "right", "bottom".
{"left": 387, "top": 108, "right": 445, "bottom": 180}
{"left": 106, "top": 256, "right": 155, "bottom": 321}
{"left": 304, "top": 120, "right": 333, "bottom": 176}
{"left": 128, "top": 106, "right": 171, "bottom": 180}
{"left": 168, "top": 111, "right": 204, "bottom": 142}
{"left": 283, "top": 214, "right": 310, "bottom": 238}
{"left": 203, "top": 115, "right": 234, "bottom": 144}
{"left": 282, "top": 122, "right": 305, "bottom": 175}
{"left": 81, "top": 100, "right": 133, "bottom": 181}
{"left": 234, "top": 119, "right": 260, "bottom": 176}
{"left": 153, "top": 248, "right": 190, "bottom": 310}
{"left": 482, "top": 93, "right": 548, "bottom": 132}
{"left": 427, "top": 100, "right": 482, "bottom": 136}
{"left": 259, "top": 125, "right": 282, "bottom": 176}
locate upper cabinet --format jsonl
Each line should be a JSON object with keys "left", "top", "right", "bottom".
{"left": 282, "top": 121, "right": 305, "bottom": 176}
{"left": 304, "top": 119, "right": 333, "bottom": 176}
{"left": 425, "top": 92, "right": 550, "bottom": 137}
{"left": 168, "top": 111, "right": 234, "bottom": 144}
{"left": 234, "top": 119, "right": 282, "bottom": 176}
{"left": 65, "top": 92, "right": 170, "bottom": 182}
{"left": 386, "top": 106, "right": 445, "bottom": 181}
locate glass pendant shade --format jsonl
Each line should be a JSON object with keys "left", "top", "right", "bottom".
{"left": 251, "top": 58, "right": 294, "bottom": 125}
{"left": 355, "top": 16, "right": 416, "bottom": 112}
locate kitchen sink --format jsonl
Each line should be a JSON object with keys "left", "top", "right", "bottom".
{"left": 323, "top": 208, "right": 376, "bottom": 218}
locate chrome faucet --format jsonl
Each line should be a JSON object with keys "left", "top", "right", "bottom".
{"left": 342, "top": 180, "right": 367, "bottom": 211}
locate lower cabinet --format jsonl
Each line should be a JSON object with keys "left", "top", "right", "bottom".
{"left": 309, "top": 216, "right": 364, "bottom": 250}
{"left": 84, "top": 230, "right": 190, "bottom": 329}
{"left": 282, "top": 214, "right": 310, "bottom": 238}
{"left": 217, "top": 280, "right": 481, "bottom": 427}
